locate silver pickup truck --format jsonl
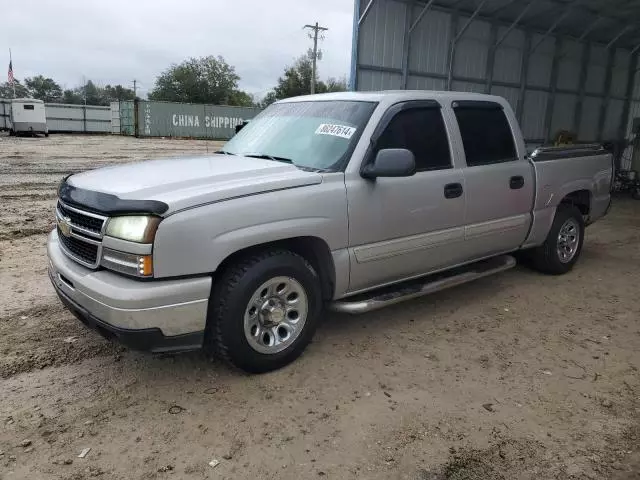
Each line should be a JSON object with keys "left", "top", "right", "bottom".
{"left": 48, "top": 91, "right": 613, "bottom": 372}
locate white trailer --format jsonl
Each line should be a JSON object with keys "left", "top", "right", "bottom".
{"left": 4, "top": 98, "right": 48, "bottom": 136}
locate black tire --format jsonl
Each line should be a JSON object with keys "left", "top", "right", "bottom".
{"left": 206, "top": 249, "right": 322, "bottom": 373}
{"left": 44, "top": 132, "right": 49, "bottom": 137}
{"left": 530, "top": 205, "right": 585, "bottom": 275}
{"left": 8, "top": 129, "right": 14, "bottom": 136}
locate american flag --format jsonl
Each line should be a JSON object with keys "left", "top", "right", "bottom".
{"left": 8, "top": 59, "right": 14, "bottom": 84}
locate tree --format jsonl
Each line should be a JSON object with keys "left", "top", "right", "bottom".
{"left": 58, "top": 81, "right": 136, "bottom": 105}
{"left": 62, "top": 89, "right": 84, "bottom": 104}
{"left": 227, "top": 89, "right": 255, "bottom": 107}
{"left": 148, "top": 56, "right": 251, "bottom": 106}
{"left": 323, "top": 77, "right": 348, "bottom": 93}
{"left": 24, "top": 76, "right": 63, "bottom": 102}
{"left": 271, "top": 56, "right": 315, "bottom": 101}
{"left": 83, "top": 80, "right": 103, "bottom": 105}
{"left": 261, "top": 56, "right": 348, "bottom": 106}
{"left": 102, "top": 84, "right": 136, "bottom": 102}
{"left": 0, "top": 80, "right": 30, "bottom": 99}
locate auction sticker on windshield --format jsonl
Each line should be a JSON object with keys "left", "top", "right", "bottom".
{"left": 315, "top": 124, "right": 357, "bottom": 139}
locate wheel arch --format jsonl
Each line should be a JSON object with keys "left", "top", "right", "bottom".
{"left": 559, "top": 189, "right": 591, "bottom": 216}
{"left": 215, "top": 236, "right": 336, "bottom": 301}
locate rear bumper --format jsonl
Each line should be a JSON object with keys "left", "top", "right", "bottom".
{"left": 47, "top": 230, "right": 211, "bottom": 353}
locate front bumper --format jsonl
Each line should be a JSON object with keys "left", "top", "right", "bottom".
{"left": 47, "top": 230, "right": 211, "bottom": 353}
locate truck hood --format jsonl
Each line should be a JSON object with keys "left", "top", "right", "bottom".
{"left": 67, "top": 155, "right": 323, "bottom": 214}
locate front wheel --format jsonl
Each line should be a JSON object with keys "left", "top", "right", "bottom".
{"left": 206, "top": 250, "right": 322, "bottom": 373}
{"left": 530, "top": 205, "right": 585, "bottom": 275}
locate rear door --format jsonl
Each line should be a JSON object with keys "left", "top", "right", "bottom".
{"left": 346, "top": 101, "right": 467, "bottom": 293}
{"left": 451, "top": 101, "right": 534, "bottom": 258}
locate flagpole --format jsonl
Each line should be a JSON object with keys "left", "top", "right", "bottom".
{"left": 9, "top": 48, "right": 16, "bottom": 98}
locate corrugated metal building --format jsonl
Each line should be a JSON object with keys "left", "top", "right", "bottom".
{"left": 350, "top": 0, "right": 640, "bottom": 144}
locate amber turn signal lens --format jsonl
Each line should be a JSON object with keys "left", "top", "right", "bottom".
{"left": 138, "top": 255, "right": 153, "bottom": 276}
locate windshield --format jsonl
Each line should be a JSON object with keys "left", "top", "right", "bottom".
{"left": 223, "top": 100, "right": 377, "bottom": 171}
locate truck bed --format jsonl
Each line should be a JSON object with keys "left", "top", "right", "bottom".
{"left": 523, "top": 144, "right": 613, "bottom": 248}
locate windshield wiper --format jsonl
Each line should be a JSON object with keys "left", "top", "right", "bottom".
{"left": 297, "top": 165, "right": 331, "bottom": 173}
{"left": 215, "top": 150, "right": 236, "bottom": 155}
{"left": 243, "top": 153, "right": 294, "bottom": 164}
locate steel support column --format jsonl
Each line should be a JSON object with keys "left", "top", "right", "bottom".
{"left": 516, "top": 32, "right": 532, "bottom": 123}
{"left": 544, "top": 38, "right": 563, "bottom": 142}
{"left": 529, "top": 0, "right": 578, "bottom": 55}
{"left": 605, "top": 25, "right": 634, "bottom": 50}
{"left": 350, "top": 0, "right": 361, "bottom": 91}
{"left": 597, "top": 48, "right": 617, "bottom": 141}
{"left": 358, "top": 0, "right": 376, "bottom": 25}
{"left": 401, "top": 4, "right": 413, "bottom": 88}
{"left": 453, "top": 0, "right": 489, "bottom": 44}
{"left": 494, "top": 0, "right": 534, "bottom": 48}
{"left": 446, "top": 12, "right": 460, "bottom": 90}
{"left": 578, "top": 16, "right": 604, "bottom": 42}
{"left": 619, "top": 52, "right": 639, "bottom": 141}
{"left": 447, "top": 0, "right": 488, "bottom": 90}
{"left": 484, "top": 22, "right": 499, "bottom": 93}
{"left": 573, "top": 43, "right": 591, "bottom": 135}
{"left": 409, "top": 0, "right": 436, "bottom": 32}
{"left": 402, "top": 0, "right": 438, "bottom": 89}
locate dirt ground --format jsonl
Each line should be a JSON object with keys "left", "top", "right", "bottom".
{"left": 0, "top": 133, "right": 639, "bottom": 480}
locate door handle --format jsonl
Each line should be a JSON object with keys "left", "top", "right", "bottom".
{"left": 444, "top": 183, "right": 463, "bottom": 199}
{"left": 510, "top": 176, "right": 525, "bottom": 189}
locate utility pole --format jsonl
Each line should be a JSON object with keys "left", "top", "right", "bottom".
{"left": 304, "top": 22, "right": 328, "bottom": 94}
{"left": 133, "top": 79, "right": 137, "bottom": 98}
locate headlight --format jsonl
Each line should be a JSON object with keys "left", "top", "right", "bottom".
{"left": 105, "top": 216, "right": 160, "bottom": 243}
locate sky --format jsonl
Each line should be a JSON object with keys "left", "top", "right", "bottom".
{"left": 2, "top": 0, "right": 355, "bottom": 99}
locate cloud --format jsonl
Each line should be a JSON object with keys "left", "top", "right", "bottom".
{"left": 2, "top": 0, "right": 354, "bottom": 97}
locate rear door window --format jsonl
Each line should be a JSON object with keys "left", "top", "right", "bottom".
{"left": 453, "top": 102, "right": 517, "bottom": 166}
{"left": 376, "top": 107, "right": 452, "bottom": 171}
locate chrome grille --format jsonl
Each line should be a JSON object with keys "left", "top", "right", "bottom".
{"left": 58, "top": 227, "right": 99, "bottom": 264}
{"left": 56, "top": 201, "right": 107, "bottom": 268}
{"left": 58, "top": 202, "right": 104, "bottom": 233}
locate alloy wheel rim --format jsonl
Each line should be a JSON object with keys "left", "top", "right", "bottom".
{"left": 557, "top": 218, "right": 580, "bottom": 264}
{"left": 243, "top": 276, "right": 308, "bottom": 354}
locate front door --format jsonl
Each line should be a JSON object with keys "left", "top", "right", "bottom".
{"left": 345, "top": 102, "right": 467, "bottom": 294}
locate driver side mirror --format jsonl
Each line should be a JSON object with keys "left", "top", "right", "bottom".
{"left": 361, "top": 148, "right": 416, "bottom": 179}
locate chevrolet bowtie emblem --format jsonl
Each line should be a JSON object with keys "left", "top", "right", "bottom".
{"left": 58, "top": 216, "right": 72, "bottom": 237}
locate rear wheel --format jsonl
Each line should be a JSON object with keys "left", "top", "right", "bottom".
{"left": 206, "top": 250, "right": 322, "bottom": 373}
{"left": 530, "top": 205, "right": 585, "bottom": 275}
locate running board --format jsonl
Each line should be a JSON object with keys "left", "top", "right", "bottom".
{"left": 329, "top": 255, "right": 516, "bottom": 315}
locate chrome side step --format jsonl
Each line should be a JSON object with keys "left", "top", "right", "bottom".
{"left": 329, "top": 255, "right": 516, "bottom": 315}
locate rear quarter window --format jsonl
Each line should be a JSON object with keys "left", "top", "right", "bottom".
{"left": 23, "top": 105, "right": 35, "bottom": 110}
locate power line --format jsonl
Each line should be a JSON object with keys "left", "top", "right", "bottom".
{"left": 303, "top": 22, "right": 328, "bottom": 94}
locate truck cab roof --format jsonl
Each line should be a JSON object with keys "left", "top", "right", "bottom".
{"left": 277, "top": 90, "right": 507, "bottom": 107}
